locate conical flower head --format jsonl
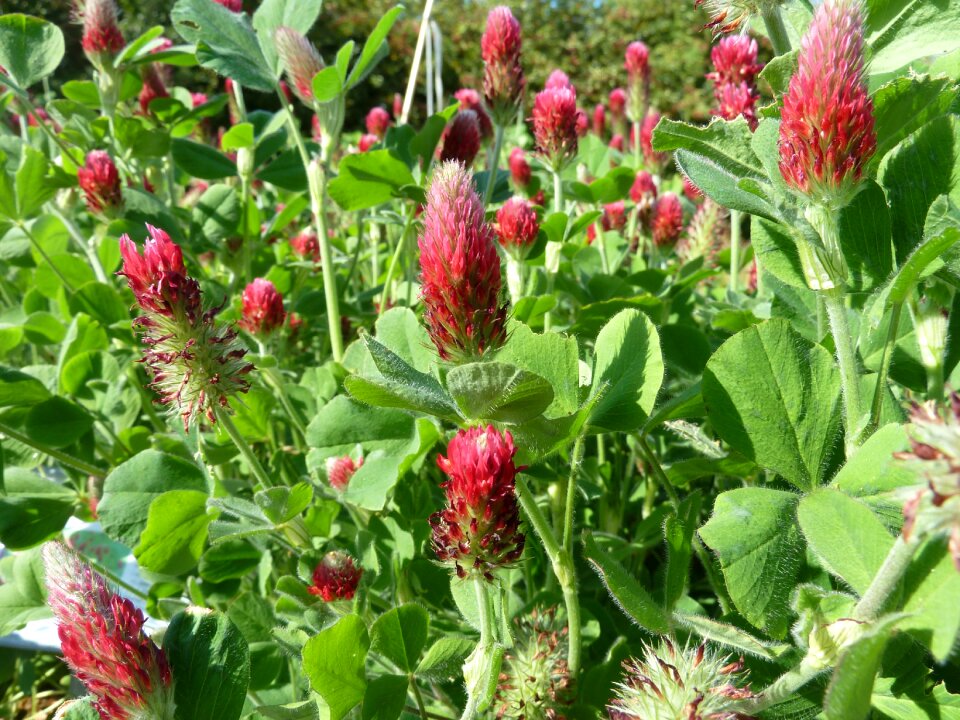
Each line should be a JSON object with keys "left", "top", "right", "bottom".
{"left": 43, "top": 542, "right": 175, "bottom": 720}
{"left": 707, "top": 36, "right": 762, "bottom": 86}
{"left": 365, "top": 106, "right": 392, "bottom": 138}
{"left": 678, "top": 197, "right": 729, "bottom": 265}
{"left": 714, "top": 82, "right": 759, "bottom": 129}
{"left": 608, "top": 638, "right": 755, "bottom": 720}
{"left": 593, "top": 103, "right": 606, "bottom": 136}
{"left": 418, "top": 161, "right": 508, "bottom": 362}
{"left": 326, "top": 454, "right": 363, "bottom": 492}
{"left": 496, "top": 607, "right": 573, "bottom": 719}
{"left": 532, "top": 85, "right": 579, "bottom": 171}
{"left": 430, "top": 425, "right": 525, "bottom": 580}
{"left": 545, "top": 70, "right": 573, "bottom": 93}
{"left": 640, "top": 112, "right": 668, "bottom": 168}
{"left": 608, "top": 88, "right": 627, "bottom": 119}
{"left": 275, "top": 26, "right": 324, "bottom": 105}
{"left": 76, "top": 0, "right": 124, "bottom": 65}
{"left": 440, "top": 109, "right": 483, "bottom": 166}
{"left": 455, "top": 88, "right": 494, "bottom": 139}
{"left": 239, "top": 278, "right": 286, "bottom": 336}
{"left": 624, "top": 41, "right": 650, "bottom": 123}
{"left": 308, "top": 551, "right": 363, "bottom": 601}
{"left": 290, "top": 228, "right": 320, "bottom": 262}
{"left": 651, "top": 193, "right": 684, "bottom": 247}
{"left": 119, "top": 225, "right": 253, "bottom": 428}
{"left": 509, "top": 147, "right": 532, "bottom": 187}
{"left": 481, "top": 6, "right": 526, "bottom": 123}
{"left": 77, "top": 150, "right": 123, "bottom": 215}
{"left": 778, "top": 0, "right": 875, "bottom": 207}
{"left": 496, "top": 197, "right": 540, "bottom": 258}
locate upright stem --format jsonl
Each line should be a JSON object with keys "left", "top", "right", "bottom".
{"left": 460, "top": 578, "right": 495, "bottom": 720}
{"left": 594, "top": 221, "right": 611, "bottom": 275}
{"left": 740, "top": 661, "right": 826, "bottom": 714}
{"left": 21, "top": 222, "right": 74, "bottom": 292}
{"left": 729, "top": 209, "right": 741, "bottom": 292}
{"left": 853, "top": 535, "right": 920, "bottom": 621}
{"left": 562, "top": 435, "right": 585, "bottom": 555}
{"left": 823, "top": 288, "right": 862, "bottom": 455}
{"left": 631, "top": 120, "right": 642, "bottom": 169}
{"left": 47, "top": 205, "right": 108, "bottom": 283}
{"left": 0, "top": 420, "right": 105, "bottom": 478}
{"left": 214, "top": 406, "right": 273, "bottom": 490}
{"left": 761, "top": 4, "right": 793, "bottom": 56}
{"left": 866, "top": 301, "right": 902, "bottom": 439}
{"left": 553, "top": 171, "right": 564, "bottom": 214}
{"left": 483, "top": 125, "right": 505, "bottom": 206}
{"left": 401, "top": 0, "right": 436, "bottom": 124}
{"left": 544, "top": 172, "right": 564, "bottom": 333}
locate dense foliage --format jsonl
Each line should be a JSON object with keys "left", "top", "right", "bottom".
{"left": 1, "top": 0, "right": 960, "bottom": 719}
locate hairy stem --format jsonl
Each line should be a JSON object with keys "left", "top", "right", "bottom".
{"left": 214, "top": 405, "right": 273, "bottom": 490}
{"left": 854, "top": 535, "right": 920, "bottom": 621}
{"left": 0, "top": 420, "right": 105, "bottom": 478}
{"left": 824, "top": 288, "right": 863, "bottom": 455}
{"left": 483, "top": 124, "right": 505, "bottom": 206}
{"left": 729, "top": 209, "right": 741, "bottom": 293}
{"left": 761, "top": 3, "right": 793, "bottom": 56}
{"left": 866, "top": 301, "right": 902, "bottom": 439}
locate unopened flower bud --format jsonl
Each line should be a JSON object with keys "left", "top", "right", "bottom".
{"left": 624, "top": 41, "right": 650, "bottom": 123}
{"left": 77, "top": 150, "right": 123, "bottom": 216}
{"left": 532, "top": 85, "right": 579, "bottom": 171}
{"left": 308, "top": 551, "right": 363, "bottom": 601}
{"left": 326, "top": 455, "right": 363, "bottom": 492}
{"left": 651, "top": 192, "right": 683, "bottom": 247}
{"left": 76, "top": 0, "right": 125, "bottom": 68}
{"left": 239, "top": 278, "right": 286, "bottom": 336}
{"left": 236, "top": 146, "right": 254, "bottom": 180}
{"left": 365, "top": 106, "right": 392, "bottom": 138}
{"left": 509, "top": 147, "right": 531, "bottom": 187}
{"left": 439, "top": 110, "right": 482, "bottom": 166}
{"left": 275, "top": 26, "right": 324, "bottom": 106}
{"left": 496, "top": 197, "right": 539, "bottom": 259}
{"left": 481, "top": 6, "right": 526, "bottom": 124}
{"left": 454, "top": 88, "right": 494, "bottom": 140}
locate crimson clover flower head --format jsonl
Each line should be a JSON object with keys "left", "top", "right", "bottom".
{"left": 365, "top": 106, "right": 392, "bottom": 138}
{"left": 608, "top": 87, "right": 627, "bottom": 118}
{"left": 119, "top": 225, "right": 253, "bottom": 428}
{"left": 532, "top": 85, "right": 579, "bottom": 171}
{"left": 695, "top": 0, "right": 785, "bottom": 35}
{"left": 358, "top": 133, "right": 379, "bottom": 152}
{"left": 652, "top": 192, "right": 684, "bottom": 247}
{"left": 418, "top": 161, "right": 508, "bottom": 362}
{"left": 430, "top": 425, "right": 526, "bottom": 580}
{"left": 440, "top": 109, "right": 483, "bottom": 166}
{"left": 239, "top": 278, "right": 286, "bottom": 337}
{"left": 624, "top": 41, "right": 650, "bottom": 123}
{"left": 77, "top": 150, "right": 123, "bottom": 215}
{"left": 630, "top": 170, "right": 658, "bottom": 206}
{"left": 495, "top": 607, "right": 574, "bottom": 719}
{"left": 707, "top": 35, "right": 762, "bottom": 86}
{"left": 714, "top": 82, "right": 760, "bottom": 129}
{"left": 608, "top": 638, "right": 756, "bottom": 720}
{"left": 495, "top": 197, "right": 540, "bottom": 258}
{"left": 609, "top": 134, "right": 625, "bottom": 152}
{"left": 778, "top": 0, "right": 875, "bottom": 207}
{"left": 481, "top": 6, "right": 526, "bottom": 123}
{"left": 545, "top": 69, "right": 573, "bottom": 93}
{"left": 275, "top": 26, "right": 324, "bottom": 106}
{"left": 213, "top": 0, "right": 243, "bottom": 11}
{"left": 290, "top": 228, "right": 320, "bottom": 262}
{"left": 593, "top": 103, "right": 606, "bottom": 136}
{"left": 640, "top": 111, "right": 667, "bottom": 167}
{"left": 326, "top": 454, "right": 363, "bottom": 492}
{"left": 43, "top": 542, "right": 176, "bottom": 720}
{"left": 308, "top": 551, "right": 363, "bottom": 601}
{"left": 509, "top": 147, "right": 532, "bottom": 187}
{"left": 454, "top": 88, "right": 494, "bottom": 140}
{"left": 138, "top": 65, "right": 169, "bottom": 115}
{"left": 393, "top": 92, "right": 403, "bottom": 119}
{"left": 75, "top": 0, "right": 124, "bottom": 63}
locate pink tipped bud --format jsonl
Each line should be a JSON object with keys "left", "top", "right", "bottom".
{"left": 575, "top": 109, "right": 588, "bottom": 138}
{"left": 275, "top": 27, "right": 324, "bottom": 105}
{"left": 608, "top": 87, "right": 626, "bottom": 118}
{"left": 439, "top": 110, "right": 482, "bottom": 167}
{"left": 545, "top": 69, "right": 573, "bottom": 93}
{"left": 454, "top": 88, "right": 494, "bottom": 139}
{"left": 509, "top": 147, "right": 531, "bottom": 187}
{"left": 532, "top": 85, "right": 579, "bottom": 171}
{"left": 393, "top": 92, "right": 403, "bottom": 119}
{"left": 118, "top": 225, "right": 252, "bottom": 427}
{"left": 138, "top": 65, "right": 168, "bottom": 115}
{"left": 625, "top": 41, "right": 650, "bottom": 123}
{"left": 430, "top": 426, "right": 525, "bottom": 580}
{"left": 609, "top": 134, "right": 625, "bottom": 152}
{"left": 77, "top": 150, "right": 122, "bottom": 215}
{"left": 239, "top": 279, "right": 286, "bottom": 336}
{"left": 191, "top": 92, "right": 208, "bottom": 108}
{"left": 43, "top": 542, "right": 175, "bottom": 720}
{"left": 652, "top": 192, "right": 684, "bottom": 247}
{"left": 641, "top": 111, "right": 667, "bottom": 167}
{"left": 708, "top": 35, "right": 762, "bottom": 86}
{"left": 593, "top": 103, "right": 606, "bottom": 136}
{"left": 290, "top": 228, "right": 320, "bottom": 262}
{"left": 76, "top": 0, "right": 125, "bottom": 63}
{"left": 358, "top": 133, "right": 379, "bottom": 152}
{"left": 365, "top": 106, "right": 392, "bottom": 138}
{"left": 308, "top": 551, "right": 363, "bottom": 601}
{"left": 213, "top": 0, "right": 243, "bottom": 10}
{"left": 326, "top": 455, "right": 363, "bottom": 492}
{"left": 778, "top": 0, "right": 875, "bottom": 206}
{"left": 496, "top": 198, "right": 539, "bottom": 257}
{"left": 481, "top": 6, "right": 525, "bottom": 123}
{"left": 418, "top": 161, "right": 508, "bottom": 362}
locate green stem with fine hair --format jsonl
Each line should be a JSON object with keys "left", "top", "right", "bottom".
{"left": 823, "top": 287, "right": 863, "bottom": 455}
{"left": 483, "top": 124, "right": 505, "bottom": 206}
{"left": 632, "top": 120, "right": 642, "bottom": 169}
{"left": 729, "top": 209, "right": 741, "bottom": 292}
{"left": 213, "top": 405, "right": 273, "bottom": 490}
{"left": 865, "top": 301, "right": 902, "bottom": 439}
{"left": 853, "top": 535, "right": 920, "bottom": 621}
{"left": 0, "top": 420, "right": 106, "bottom": 478}
{"left": 544, "top": 171, "right": 564, "bottom": 332}
{"left": 761, "top": 3, "right": 793, "bottom": 56}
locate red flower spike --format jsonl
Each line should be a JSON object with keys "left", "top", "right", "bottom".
{"left": 358, "top": 133, "right": 379, "bottom": 152}
{"left": 239, "top": 279, "right": 286, "bottom": 337}
{"left": 326, "top": 455, "right": 363, "bottom": 492}
{"left": 609, "top": 134, "right": 625, "bottom": 152}
{"left": 365, "top": 106, "right": 392, "bottom": 138}
{"left": 651, "top": 193, "right": 684, "bottom": 247}
{"left": 439, "top": 110, "right": 482, "bottom": 167}
{"left": 76, "top": 0, "right": 124, "bottom": 63}
{"left": 290, "top": 229, "right": 320, "bottom": 262}
{"left": 308, "top": 551, "right": 363, "bottom": 601}
{"left": 630, "top": 170, "right": 658, "bottom": 205}
{"left": 138, "top": 65, "right": 168, "bottom": 115}
{"left": 481, "top": 6, "right": 526, "bottom": 124}
{"left": 778, "top": 0, "right": 876, "bottom": 206}
{"left": 275, "top": 27, "right": 324, "bottom": 106}
{"left": 118, "top": 225, "right": 252, "bottom": 428}
{"left": 496, "top": 198, "right": 540, "bottom": 256}
{"left": 608, "top": 87, "right": 627, "bottom": 119}
{"left": 77, "top": 150, "right": 122, "bottom": 215}
{"left": 545, "top": 69, "right": 573, "bottom": 93}
{"left": 418, "top": 161, "right": 508, "bottom": 362}
{"left": 625, "top": 41, "right": 650, "bottom": 123}
{"left": 532, "top": 85, "right": 579, "bottom": 171}
{"left": 454, "top": 88, "right": 494, "bottom": 140}
{"left": 509, "top": 147, "right": 531, "bottom": 187}
{"left": 641, "top": 111, "right": 667, "bottom": 167}
{"left": 430, "top": 426, "right": 526, "bottom": 581}
{"left": 593, "top": 103, "right": 606, "bottom": 136}
{"left": 708, "top": 35, "right": 762, "bottom": 86}
{"left": 43, "top": 542, "right": 176, "bottom": 720}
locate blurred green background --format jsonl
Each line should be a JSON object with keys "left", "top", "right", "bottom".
{"left": 0, "top": 0, "right": 726, "bottom": 128}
